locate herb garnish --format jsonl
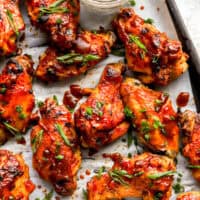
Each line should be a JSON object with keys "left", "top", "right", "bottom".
{"left": 31, "top": 130, "right": 44, "bottom": 153}
{"left": 141, "top": 120, "right": 150, "bottom": 134}
{"left": 187, "top": 165, "right": 200, "bottom": 169}
{"left": 57, "top": 53, "right": 100, "bottom": 65}
{"left": 83, "top": 189, "right": 88, "bottom": 200}
{"left": 96, "top": 166, "right": 106, "bottom": 178}
{"left": 109, "top": 169, "right": 133, "bottom": 186}
{"left": 55, "top": 154, "right": 64, "bottom": 160}
{"left": 85, "top": 107, "right": 93, "bottom": 117}
{"left": 39, "top": 0, "right": 69, "bottom": 19}
{"left": 129, "top": 35, "right": 147, "bottom": 52}
{"left": 144, "top": 18, "right": 154, "bottom": 24}
{"left": 3, "top": 122, "right": 20, "bottom": 135}
{"left": 6, "top": 10, "right": 19, "bottom": 36}
{"left": 55, "top": 123, "right": 71, "bottom": 147}
{"left": 129, "top": 0, "right": 136, "bottom": 6}
{"left": 148, "top": 170, "right": 176, "bottom": 180}
{"left": 124, "top": 106, "right": 134, "bottom": 119}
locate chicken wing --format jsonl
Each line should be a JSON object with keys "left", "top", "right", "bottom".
{"left": 0, "top": 150, "right": 35, "bottom": 199}
{"left": 0, "top": 55, "right": 35, "bottom": 145}
{"left": 113, "top": 8, "right": 188, "bottom": 86}
{"left": 87, "top": 152, "right": 175, "bottom": 200}
{"left": 36, "top": 30, "right": 115, "bottom": 82}
{"left": 31, "top": 98, "right": 81, "bottom": 195}
{"left": 26, "top": 0, "right": 80, "bottom": 49}
{"left": 74, "top": 62, "right": 129, "bottom": 150}
{"left": 0, "top": 0, "right": 25, "bottom": 56}
{"left": 179, "top": 110, "right": 200, "bottom": 182}
{"left": 177, "top": 192, "right": 200, "bottom": 200}
{"left": 120, "top": 78, "right": 179, "bottom": 157}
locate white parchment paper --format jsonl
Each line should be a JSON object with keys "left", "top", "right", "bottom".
{"left": 0, "top": 0, "right": 199, "bottom": 199}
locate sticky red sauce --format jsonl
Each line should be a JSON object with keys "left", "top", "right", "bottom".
{"left": 176, "top": 92, "right": 190, "bottom": 107}
{"left": 25, "top": 180, "right": 35, "bottom": 193}
{"left": 80, "top": 174, "right": 84, "bottom": 179}
{"left": 70, "top": 84, "right": 83, "bottom": 98}
{"left": 63, "top": 84, "right": 83, "bottom": 109}
{"left": 85, "top": 169, "right": 91, "bottom": 175}
{"left": 16, "top": 136, "right": 26, "bottom": 145}
{"left": 140, "top": 5, "right": 144, "bottom": 10}
{"left": 63, "top": 91, "right": 79, "bottom": 109}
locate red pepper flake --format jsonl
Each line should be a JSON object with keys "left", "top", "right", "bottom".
{"left": 176, "top": 92, "right": 190, "bottom": 107}
{"left": 140, "top": 5, "right": 144, "bottom": 10}
{"left": 85, "top": 169, "right": 91, "bottom": 175}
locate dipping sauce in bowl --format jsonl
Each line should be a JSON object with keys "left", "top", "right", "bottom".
{"left": 80, "top": 0, "right": 129, "bottom": 29}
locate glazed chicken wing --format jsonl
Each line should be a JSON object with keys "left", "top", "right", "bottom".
{"left": 120, "top": 78, "right": 179, "bottom": 157}
{"left": 26, "top": 0, "right": 80, "bottom": 49}
{"left": 36, "top": 30, "right": 115, "bottom": 82}
{"left": 0, "top": 150, "right": 35, "bottom": 199}
{"left": 179, "top": 110, "right": 200, "bottom": 181}
{"left": 177, "top": 192, "right": 200, "bottom": 200}
{"left": 0, "top": 0, "right": 25, "bottom": 56}
{"left": 75, "top": 62, "right": 129, "bottom": 150}
{"left": 113, "top": 8, "right": 188, "bottom": 86}
{"left": 0, "top": 55, "right": 35, "bottom": 145}
{"left": 31, "top": 98, "right": 81, "bottom": 195}
{"left": 87, "top": 152, "right": 175, "bottom": 200}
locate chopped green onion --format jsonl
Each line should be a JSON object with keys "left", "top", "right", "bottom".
{"left": 6, "top": 10, "right": 19, "bottom": 37}
{"left": 141, "top": 120, "right": 150, "bottom": 134}
{"left": 3, "top": 122, "right": 20, "bottom": 135}
{"left": 96, "top": 166, "right": 106, "bottom": 178}
{"left": 187, "top": 165, "right": 200, "bottom": 169}
{"left": 31, "top": 130, "right": 44, "bottom": 153}
{"left": 55, "top": 154, "right": 64, "bottom": 160}
{"left": 124, "top": 106, "right": 134, "bottom": 119}
{"left": 129, "top": 0, "right": 136, "bottom": 6}
{"left": 144, "top": 18, "right": 154, "bottom": 24}
{"left": 57, "top": 53, "right": 100, "bottom": 65}
{"left": 39, "top": 0, "right": 69, "bottom": 18}
{"left": 148, "top": 170, "right": 176, "bottom": 180}
{"left": 85, "top": 107, "right": 93, "bottom": 116}
{"left": 83, "top": 189, "right": 88, "bottom": 200}
{"left": 133, "top": 171, "right": 144, "bottom": 177}
{"left": 129, "top": 35, "right": 147, "bottom": 52}
{"left": 55, "top": 123, "right": 71, "bottom": 147}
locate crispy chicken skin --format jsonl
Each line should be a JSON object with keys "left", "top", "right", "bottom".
{"left": 0, "top": 0, "right": 25, "bottom": 56}
{"left": 177, "top": 192, "right": 200, "bottom": 200}
{"left": 31, "top": 98, "right": 81, "bottom": 195}
{"left": 113, "top": 8, "right": 188, "bottom": 85}
{"left": 0, "top": 150, "right": 35, "bottom": 199}
{"left": 26, "top": 0, "right": 80, "bottom": 49}
{"left": 36, "top": 30, "right": 115, "bottom": 82}
{"left": 87, "top": 153, "right": 175, "bottom": 200}
{"left": 0, "top": 55, "right": 35, "bottom": 145}
{"left": 120, "top": 78, "right": 179, "bottom": 157}
{"left": 179, "top": 110, "right": 200, "bottom": 181}
{"left": 75, "top": 63, "right": 129, "bottom": 150}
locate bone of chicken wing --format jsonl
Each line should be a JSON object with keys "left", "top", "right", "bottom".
{"left": 31, "top": 98, "right": 81, "bottom": 195}
{"left": 87, "top": 152, "right": 175, "bottom": 200}
{"left": 36, "top": 30, "right": 115, "bottom": 82}
{"left": 0, "top": 55, "right": 35, "bottom": 145}
{"left": 74, "top": 62, "right": 129, "bottom": 150}
{"left": 0, "top": 150, "right": 35, "bottom": 199}
{"left": 179, "top": 110, "right": 200, "bottom": 182}
{"left": 26, "top": 0, "right": 80, "bottom": 49}
{"left": 120, "top": 78, "right": 179, "bottom": 157}
{"left": 177, "top": 192, "right": 200, "bottom": 200}
{"left": 113, "top": 8, "right": 188, "bottom": 86}
{"left": 0, "top": 0, "right": 25, "bottom": 56}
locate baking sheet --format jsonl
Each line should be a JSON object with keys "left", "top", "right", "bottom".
{"left": 0, "top": 0, "right": 199, "bottom": 199}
